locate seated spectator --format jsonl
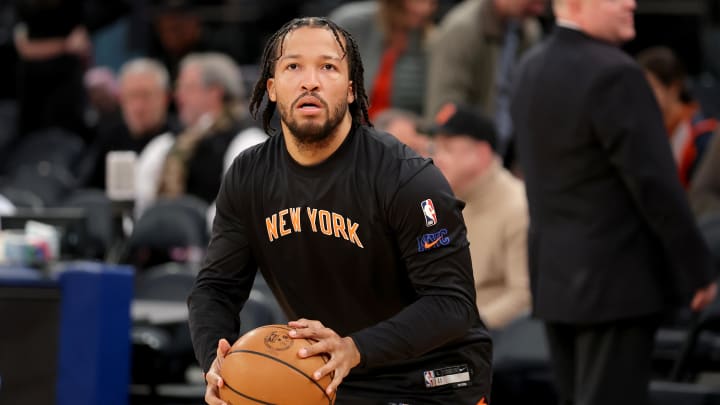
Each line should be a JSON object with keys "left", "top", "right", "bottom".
{"left": 83, "top": 58, "right": 175, "bottom": 190}
{"left": 432, "top": 102, "right": 530, "bottom": 330}
{"left": 147, "top": 0, "right": 252, "bottom": 78}
{"left": 374, "top": 108, "right": 432, "bottom": 157}
{"left": 83, "top": 66, "right": 120, "bottom": 134}
{"left": 13, "top": 0, "right": 91, "bottom": 139}
{"left": 150, "top": 52, "right": 266, "bottom": 206}
{"left": 330, "top": 0, "right": 437, "bottom": 118}
{"left": 425, "top": 0, "right": 546, "bottom": 155}
{"left": 690, "top": 128, "right": 720, "bottom": 219}
{"left": 638, "top": 46, "right": 717, "bottom": 188}
{"left": 690, "top": 129, "right": 720, "bottom": 266}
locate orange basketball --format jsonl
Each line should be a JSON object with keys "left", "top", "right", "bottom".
{"left": 219, "top": 324, "right": 336, "bottom": 405}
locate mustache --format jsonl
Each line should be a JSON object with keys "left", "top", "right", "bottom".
{"left": 291, "top": 92, "right": 328, "bottom": 109}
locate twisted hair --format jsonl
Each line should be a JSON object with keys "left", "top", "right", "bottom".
{"left": 249, "top": 17, "right": 371, "bottom": 134}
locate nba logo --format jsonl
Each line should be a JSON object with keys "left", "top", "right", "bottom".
{"left": 424, "top": 370, "right": 436, "bottom": 388}
{"left": 421, "top": 199, "right": 437, "bottom": 227}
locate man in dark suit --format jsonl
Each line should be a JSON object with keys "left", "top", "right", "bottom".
{"left": 511, "top": 0, "right": 718, "bottom": 404}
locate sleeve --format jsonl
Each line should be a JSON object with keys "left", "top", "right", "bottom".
{"left": 223, "top": 128, "right": 268, "bottom": 172}
{"left": 349, "top": 161, "right": 480, "bottom": 368}
{"left": 424, "top": 25, "right": 478, "bottom": 120}
{"left": 478, "top": 204, "right": 531, "bottom": 329}
{"left": 187, "top": 161, "right": 258, "bottom": 372}
{"left": 590, "top": 65, "right": 715, "bottom": 298}
{"left": 689, "top": 129, "right": 720, "bottom": 219}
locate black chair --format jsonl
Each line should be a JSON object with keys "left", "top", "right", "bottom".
{"left": 1, "top": 162, "right": 78, "bottom": 207}
{"left": 61, "top": 189, "right": 115, "bottom": 260}
{"left": 650, "top": 380, "right": 720, "bottom": 405}
{"left": 649, "top": 282, "right": 720, "bottom": 405}
{"left": 670, "top": 292, "right": 720, "bottom": 382}
{"left": 123, "top": 196, "right": 209, "bottom": 270}
{"left": 491, "top": 316, "right": 557, "bottom": 405}
{"left": 1, "top": 127, "right": 84, "bottom": 175}
{"left": 131, "top": 263, "right": 286, "bottom": 394}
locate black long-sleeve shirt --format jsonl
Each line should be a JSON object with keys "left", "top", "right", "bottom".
{"left": 188, "top": 125, "right": 490, "bottom": 383}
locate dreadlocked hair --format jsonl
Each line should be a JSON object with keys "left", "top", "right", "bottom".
{"left": 248, "top": 17, "right": 371, "bottom": 134}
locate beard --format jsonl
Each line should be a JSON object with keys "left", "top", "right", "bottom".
{"left": 278, "top": 93, "right": 348, "bottom": 146}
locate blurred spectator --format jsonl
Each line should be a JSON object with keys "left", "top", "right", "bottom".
{"left": 690, "top": 130, "right": 720, "bottom": 219}
{"left": 83, "top": 58, "right": 175, "bottom": 190}
{"left": 425, "top": 0, "right": 546, "bottom": 155}
{"left": 330, "top": 0, "right": 438, "bottom": 118}
{"left": 83, "top": 66, "right": 120, "bottom": 131}
{"left": 432, "top": 103, "right": 529, "bottom": 330}
{"left": 151, "top": 52, "right": 266, "bottom": 205}
{"left": 146, "top": 0, "right": 249, "bottom": 79}
{"left": 13, "top": 0, "right": 91, "bottom": 139}
{"left": 690, "top": 129, "right": 720, "bottom": 263}
{"left": 637, "top": 46, "right": 717, "bottom": 189}
{"left": 374, "top": 108, "right": 431, "bottom": 156}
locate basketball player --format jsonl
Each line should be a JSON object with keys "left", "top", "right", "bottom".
{"left": 188, "top": 17, "right": 492, "bottom": 405}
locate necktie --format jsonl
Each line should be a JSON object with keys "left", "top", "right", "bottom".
{"left": 495, "top": 20, "right": 520, "bottom": 155}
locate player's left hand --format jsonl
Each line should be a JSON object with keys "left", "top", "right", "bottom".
{"left": 288, "top": 318, "right": 361, "bottom": 396}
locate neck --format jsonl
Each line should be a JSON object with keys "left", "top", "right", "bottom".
{"left": 493, "top": 0, "right": 508, "bottom": 19}
{"left": 283, "top": 113, "right": 353, "bottom": 166}
{"left": 457, "top": 156, "right": 498, "bottom": 198}
{"left": 130, "top": 121, "right": 164, "bottom": 139}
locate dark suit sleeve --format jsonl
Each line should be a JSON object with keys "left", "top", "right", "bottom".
{"left": 590, "top": 65, "right": 715, "bottom": 298}
{"left": 187, "top": 162, "right": 258, "bottom": 372}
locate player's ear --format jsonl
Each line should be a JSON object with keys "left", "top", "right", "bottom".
{"left": 267, "top": 78, "right": 277, "bottom": 102}
{"left": 347, "top": 80, "right": 355, "bottom": 104}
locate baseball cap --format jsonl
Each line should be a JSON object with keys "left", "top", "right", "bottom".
{"left": 432, "top": 103, "right": 498, "bottom": 151}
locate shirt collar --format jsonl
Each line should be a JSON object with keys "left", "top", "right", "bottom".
{"left": 556, "top": 19, "right": 581, "bottom": 31}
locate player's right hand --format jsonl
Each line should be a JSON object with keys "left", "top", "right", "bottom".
{"left": 205, "top": 338, "right": 231, "bottom": 405}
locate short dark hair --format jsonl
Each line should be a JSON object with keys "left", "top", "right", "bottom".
{"left": 248, "top": 17, "right": 371, "bottom": 134}
{"left": 637, "top": 46, "right": 692, "bottom": 103}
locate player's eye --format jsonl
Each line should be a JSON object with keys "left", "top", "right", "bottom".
{"left": 321, "top": 64, "right": 336, "bottom": 71}
{"left": 286, "top": 63, "right": 298, "bottom": 70}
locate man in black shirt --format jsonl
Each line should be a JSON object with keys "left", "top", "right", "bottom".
{"left": 84, "top": 58, "right": 175, "bottom": 189}
{"left": 188, "top": 17, "right": 492, "bottom": 405}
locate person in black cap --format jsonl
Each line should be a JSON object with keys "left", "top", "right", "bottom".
{"left": 433, "top": 102, "right": 531, "bottom": 331}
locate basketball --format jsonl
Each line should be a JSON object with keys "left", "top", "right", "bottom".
{"left": 219, "top": 324, "right": 336, "bottom": 405}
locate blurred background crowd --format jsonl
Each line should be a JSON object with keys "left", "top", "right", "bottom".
{"left": 0, "top": 0, "right": 720, "bottom": 404}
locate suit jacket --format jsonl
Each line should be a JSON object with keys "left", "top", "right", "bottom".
{"left": 330, "top": 1, "right": 428, "bottom": 115}
{"left": 424, "top": 0, "right": 541, "bottom": 120}
{"left": 511, "top": 26, "right": 714, "bottom": 323}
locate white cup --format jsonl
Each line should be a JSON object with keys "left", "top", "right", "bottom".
{"left": 106, "top": 151, "right": 137, "bottom": 201}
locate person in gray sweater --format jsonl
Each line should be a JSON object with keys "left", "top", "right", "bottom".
{"left": 329, "top": 0, "right": 437, "bottom": 118}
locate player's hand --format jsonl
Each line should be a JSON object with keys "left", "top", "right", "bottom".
{"left": 204, "top": 338, "right": 231, "bottom": 405}
{"left": 691, "top": 281, "right": 718, "bottom": 312}
{"left": 288, "top": 318, "right": 361, "bottom": 396}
